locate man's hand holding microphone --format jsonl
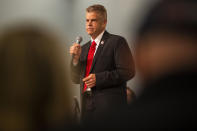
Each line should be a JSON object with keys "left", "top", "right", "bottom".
{"left": 70, "top": 37, "right": 96, "bottom": 91}
{"left": 70, "top": 37, "right": 82, "bottom": 65}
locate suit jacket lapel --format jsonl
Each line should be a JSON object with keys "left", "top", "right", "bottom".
{"left": 90, "top": 31, "right": 109, "bottom": 73}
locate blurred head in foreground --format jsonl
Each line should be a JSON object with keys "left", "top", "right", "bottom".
{"left": 127, "top": 0, "right": 197, "bottom": 127}
{"left": 0, "top": 23, "right": 72, "bottom": 130}
{"left": 135, "top": 0, "right": 197, "bottom": 84}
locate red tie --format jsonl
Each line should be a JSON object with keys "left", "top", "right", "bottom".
{"left": 84, "top": 41, "right": 96, "bottom": 92}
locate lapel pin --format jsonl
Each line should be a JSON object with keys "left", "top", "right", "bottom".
{"left": 101, "top": 41, "right": 104, "bottom": 45}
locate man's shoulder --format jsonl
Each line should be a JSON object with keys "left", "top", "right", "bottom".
{"left": 107, "top": 32, "right": 126, "bottom": 41}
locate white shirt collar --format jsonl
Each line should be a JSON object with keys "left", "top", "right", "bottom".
{"left": 90, "top": 30, "right": 105, "bottom": 56}
{"left": 91, "top": 30, "right": 105, "bottom": 45}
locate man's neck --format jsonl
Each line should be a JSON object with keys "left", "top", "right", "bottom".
{"left": 91, "top": 30, "right": 105, "bottom": 41}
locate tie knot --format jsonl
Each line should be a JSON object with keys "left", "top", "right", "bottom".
{"left": 91, "top": 41, "right": 96, "bottom": 47}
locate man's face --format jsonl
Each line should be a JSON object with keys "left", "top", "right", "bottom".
{"left": 86, "top": 12, "right": 106, "bottom": 39}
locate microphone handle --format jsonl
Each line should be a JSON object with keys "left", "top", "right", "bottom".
{"left": 72, "top": 41, "right": 80, "bottom": 62}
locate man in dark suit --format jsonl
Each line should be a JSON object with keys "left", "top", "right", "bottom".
{"left": 70, "top": 4, "right": 135, "bottom": 126}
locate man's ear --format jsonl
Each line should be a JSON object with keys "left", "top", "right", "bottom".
{"left": 102, "top": 20, "right": 107, "bottom": 28}
{"left": 104, "top": 19, "right": 107, "bottom": 25}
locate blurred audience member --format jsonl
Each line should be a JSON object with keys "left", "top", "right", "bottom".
{"left": 109, "top": 0, "right": 197, "bottom": 128}
{"left": 0, "top": 23, "right": 72, "bottom": 131}
{"left": 128, "top": 0, "right": 197, "bottom": 128}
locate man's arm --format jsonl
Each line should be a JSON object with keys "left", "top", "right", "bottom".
{"left": 95, "top": 37, "right": 135, "bottom": 89}
{"left": 70, "top": 43, "right": 82, "bottom": 84}
{"left": 70, "top": 62, "right": 81, "bottom": 84}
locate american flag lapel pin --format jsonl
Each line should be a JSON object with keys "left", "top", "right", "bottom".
{"left": 101, "top": 41, "right": 104, "bottom": 45}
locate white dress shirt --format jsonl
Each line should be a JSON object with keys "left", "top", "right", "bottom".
{"left": 91, "top": 30, "right": 105, "bottom": 56}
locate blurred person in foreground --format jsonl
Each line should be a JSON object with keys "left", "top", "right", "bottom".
{"left": 70, "top": 4, "right": 135, "bottom": 126}
{"left": 0, "top": 23, "right": 73, "bottom": 131}
{"left": 116, "top": 0, "right": 197, "bottom": 128}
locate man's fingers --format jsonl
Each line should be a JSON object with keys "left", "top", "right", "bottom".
{"left": 85, "top": 78, "right": 95, "bottom": 85}
{"left": 82, "top": 77, "right": 87, "bottom": 82}
{"left": 83, "top": 74, "right": 96, "bottom": 88}
{"left": 83, "top": 75, "right": 91, "bottom": 82}
{"left": 86, "top": 82, "right": 96, "bottom": 88}
{"left": 86, "top": 84, "right": 94, "bottom": 88}
{"left": 70, "top": 44, "right": 82, "bottom": 62}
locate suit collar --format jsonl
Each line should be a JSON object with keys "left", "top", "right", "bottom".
{"left": 91, "top": 30, "right": 105, "bottom": 44}
{"left": 89, "top": 31, "right": 110, "bottom": 73}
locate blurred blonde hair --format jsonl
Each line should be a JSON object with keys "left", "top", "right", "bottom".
{"left": 0, "top": 24, "right": 72, "bottom": 130}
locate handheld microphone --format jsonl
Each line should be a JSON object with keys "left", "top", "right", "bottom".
{"left": 76, "top": 36, "right": 83, "bottom": 44}
{"left": 72, "top": 36, "right": 83, "bottom": 60}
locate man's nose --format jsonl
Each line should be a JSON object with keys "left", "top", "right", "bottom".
{"left": 88, "top": 21, "right": 92, "bottom": 25}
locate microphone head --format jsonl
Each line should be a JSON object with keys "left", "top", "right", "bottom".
{"left": 76, "top": 36, "right": 83, "bottom": 44}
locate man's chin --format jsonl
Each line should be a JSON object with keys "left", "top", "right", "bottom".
{"left": 87, "top": 31, "right": 93, "bottom": 35}
{"left": 87, "top": 32, "right": 94, "bottom": 37}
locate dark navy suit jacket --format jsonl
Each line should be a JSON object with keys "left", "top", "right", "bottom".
{"left": 71, "top": 31, "right": 135, "bottom": 121}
